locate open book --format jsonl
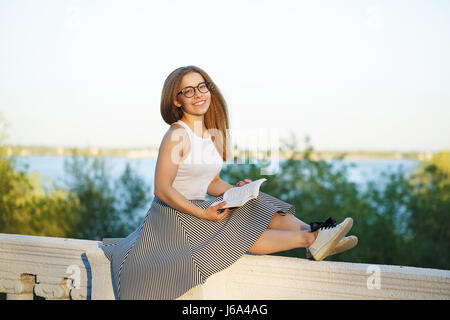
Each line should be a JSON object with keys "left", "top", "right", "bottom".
{"left": 210, "top": 178, "right": 267, "bottom": 210}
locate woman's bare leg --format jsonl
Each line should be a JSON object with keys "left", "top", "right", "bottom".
{"left": 248, "top": 229, "right": 317, "bottom": 254}
{"left": 268, "top": 212, "right": 311, "bottom": 232}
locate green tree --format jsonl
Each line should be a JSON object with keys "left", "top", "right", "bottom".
{"left": 428, "top": 151, "right": 450, "bottom": 176}
{"left": 61, "top": 151, "right": 152, "bottom": 240}
{"left": 0, "top": 115, "right": 78, "bottom": 237}
{"left": 402, "top": 155, "right": 450, "bottom": 269}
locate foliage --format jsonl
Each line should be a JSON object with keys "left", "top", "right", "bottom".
{"left": 427, "top": 151, "right": 450, "bottom": 176}
{"left": 0, "top": 115, "right": 78, "bottom": 237}
{"left": 402, "top": 156, "right": 450, "bottom": 269}
{"left": 0, "top": 150, "right": 152, "bottom": 240}
{"left": 61, "top": 151, "right": 152, "bottom": 240}
{"left": 0, "top": 155, "right": 78, "bottom": 237}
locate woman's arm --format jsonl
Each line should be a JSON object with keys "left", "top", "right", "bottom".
{"left": 207, "top": 174, "right": 234, "bottom": 197}
{"left": 156, "top": 185, "right": 206, "bottom": 218}
{"left": 153, "top": 126, "right": 205, "bottom": 219}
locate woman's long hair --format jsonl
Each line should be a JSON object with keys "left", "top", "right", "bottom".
{"left": 160, "top": 65, "right": 232, "bottom": 162}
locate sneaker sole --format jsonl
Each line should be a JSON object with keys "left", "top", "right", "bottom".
{"left": 312, "top": 217, "right": 353, "bottom": 261}
{"left": 329, "top": 235, "right": 358, "bottom": 256}
{"left": 306, "top": 236, "right": 358, "bottom": 261}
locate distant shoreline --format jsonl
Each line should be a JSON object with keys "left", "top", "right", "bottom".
{"left": 4, "top": 145, "right": 437, "bottom": 162}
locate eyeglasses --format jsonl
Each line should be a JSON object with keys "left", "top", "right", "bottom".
{"left": 177, "top": 81, "right": 211, "bottom": 98}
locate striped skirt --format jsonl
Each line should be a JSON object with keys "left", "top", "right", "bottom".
{"left": 101, "top": 191, "right": 296, "bottom": 300}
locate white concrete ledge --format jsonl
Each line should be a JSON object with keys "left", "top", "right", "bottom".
{"left": 1, "top": 233, "right": 449, "bottom": 300}
{"left": 0, "top": 233, "right": 114, "bottom": 300}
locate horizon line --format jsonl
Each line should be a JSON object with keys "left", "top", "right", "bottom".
{"left": 3, "top": 144, "right": 446, "bottom": 154}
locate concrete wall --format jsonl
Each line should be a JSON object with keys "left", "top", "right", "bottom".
{"left": 1, "top": 233, "right": 449, "bottom": 300}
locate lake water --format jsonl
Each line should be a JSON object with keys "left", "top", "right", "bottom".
{"left": 15, "top": 156, "right": 422, "bottom": 195}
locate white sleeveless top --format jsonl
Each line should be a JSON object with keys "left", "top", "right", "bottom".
{"left": 171, "top": 120, "right": 224, "bottom": 200}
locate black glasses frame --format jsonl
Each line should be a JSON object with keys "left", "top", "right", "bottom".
{"left": 177, "top": 81, "right": 211, "bottom": 98}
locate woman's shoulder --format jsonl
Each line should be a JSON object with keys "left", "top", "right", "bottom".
{"left": 168, "top": 122, "right": 190, "bottom": 139}
{"left": 159, "top": 122, "right": 191, "bottom": 155}
{"left": 170, "top": 121, "right": 184, "bottom": 131}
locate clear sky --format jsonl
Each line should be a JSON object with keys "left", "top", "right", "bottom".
{"left": 1, "top": 0, "right": 449, "bottom": 152}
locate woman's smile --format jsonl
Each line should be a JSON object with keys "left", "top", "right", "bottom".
{"left": 193, "top": 100, "right": 206, "bottom": 106}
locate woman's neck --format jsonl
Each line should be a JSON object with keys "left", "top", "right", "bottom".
{"left": 180, "top": 114, "right": 207, "bottom": 134}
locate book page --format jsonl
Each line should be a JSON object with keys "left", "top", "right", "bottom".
{"left": 223, "top": 180, "right": 259, "bottom": 201}
{"left": 210, "top": 178, "right": 267, "bottom": 208}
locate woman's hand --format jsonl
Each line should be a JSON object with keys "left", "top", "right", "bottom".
{"left": 236, "top": 178, "right": 252, "bottom": 187}
{"left": 201, "top": 201, "right": 230, "bottom": 222}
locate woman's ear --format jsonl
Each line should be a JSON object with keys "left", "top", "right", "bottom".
{"left": 173, "top": 98, "right": 182, "bottom": 108}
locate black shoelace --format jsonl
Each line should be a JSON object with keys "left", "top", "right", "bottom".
{"left": 309, "top": 217, "right": 337, "bottom": 232}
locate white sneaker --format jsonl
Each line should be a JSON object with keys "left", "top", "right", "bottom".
{"left": 308, "top": 217, "right": 353, "bottom": 261}
{"left": 306, "top": 235, "right": 358, "bottom": 260}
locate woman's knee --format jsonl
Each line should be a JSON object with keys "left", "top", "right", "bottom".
{"left": 267, "top": 211, "right": 284, "bottom": 228}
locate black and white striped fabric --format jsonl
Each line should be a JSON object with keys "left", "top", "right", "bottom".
{"left": 101, "top": 191, "right": 295, "bottom": 300}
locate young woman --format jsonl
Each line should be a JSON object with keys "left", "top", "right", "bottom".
{"left": 102, "top": 65, "right": 357, "bottom": 300}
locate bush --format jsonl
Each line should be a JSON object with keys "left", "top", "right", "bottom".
{"left": 0, "top": 145, "right": 152, "bottom": 240}
{"left": 60, "top": 150, "right": 152, "bottom": 240}
{"left": 402, "top": 157, "right": 450, "bottom": 269}
{"left": 0, "top": 148, "right": 78, "bottom": 237}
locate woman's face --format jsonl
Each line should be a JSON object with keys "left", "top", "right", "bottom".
{"left": 174, "top": 72, "right": 211, "bottom": 117}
